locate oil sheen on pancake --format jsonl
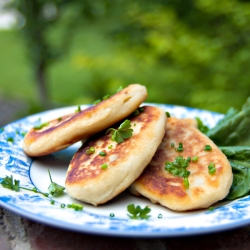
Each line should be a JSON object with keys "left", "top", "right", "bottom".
{"left": 65, "top": 106, "right": 166, "bottom": 206}
{"left": 23, "top": 84, "right": 147, "bottom": 157}
{"left": 130, "top": 117, "right": 233, "bottom": 211}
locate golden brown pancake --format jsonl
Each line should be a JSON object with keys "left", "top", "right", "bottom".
{"left": 65, "top": 106, "right": 166, "bottom": 206}
{"left": 130, "top": 117, "right": 233, "bottom": 211}
{"left": 23, "top": 84, "right": 147, "bottom": 156}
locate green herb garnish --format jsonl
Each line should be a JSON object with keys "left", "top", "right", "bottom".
{"left": 86, "top": 146, "right": 95, "bottom": 155}
{"left": 0, "top": 175, "right": 49, "bottom": 196}
{"left": 166, "top": 111, "right": 171, "bottom": 118}
{"left": 175, "top": 142, "right": 184, "bottom": 152}
{"left": 47, "top": 169, "right": 65, "bottom": 196}
{"left": 165, "top": 156, "right": 191, "bottom": 188}
{"left": 70, "top": 203, "right": 83, "bottom": 211}
{"left": 106, "top": 119, "right": 133, "bottom": 144}
{"left": 93, "top": 99, "right": 101, "bottom": 105}
{"left": 127, "top": 204, "right": 151, "bottom": 220}
{"left": 116, "top": 86, "right": 123, "bottom": 92}
{"left": 0, "top": 175, "right": 20, "bottom": 192}
{"left": 103, "top": 94, "right": 110, "bottom": 100}
{"left": 204, "top": 145, "right": 212, "bottom": 151}
{"left": 99, "top": 151, "right": 106, "bottom": 156}
{"left": 133, "top": 107, "right": 144, "bottom": 116}
{"left": 192, "top": 156, "right": 199, "bottom": 162}
{"left": 7, "top": 137, "right": 14, "bottom": 143}
{"left": 101, "top": 163, "right": 108, "bottom": 169}
{"left": 208, "top": 162, "right": 216, "bottom": 175}
{"left": 110, "top": 213, "right": 115, "bottom": 217}
{"left": 75, "top": 105, "right": 81, "bottom": 112}
{"left": 33, "top": 122, "right": 49, "bottom": 130}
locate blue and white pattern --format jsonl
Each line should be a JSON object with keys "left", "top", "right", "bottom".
{"left": 1, "top": 103, "right": 250, "bottom": 237}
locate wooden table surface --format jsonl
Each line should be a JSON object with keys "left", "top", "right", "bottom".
{"left": 1, "top": 207, "right": 250, "bottom": 250}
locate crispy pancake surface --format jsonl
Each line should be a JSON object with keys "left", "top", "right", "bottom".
{"left": 130, "top": 117, "right": 233, "bottom": 211}
{"left": 23, "top": 84, "right": 147, "bottom": 156}
{"left": 65, "top": 106, "right": 166, "bottom": 206}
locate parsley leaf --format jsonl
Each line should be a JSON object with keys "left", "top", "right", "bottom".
{"left": 106, "top": 119, "right": 133, "bottom": 144}
{"left": 48, "top": 169, "right": 65, "bottom": 196}
{"left": 127, "top": 203, "right": 151, "bottom": 220}
{"left": 33, "top": 122, "right": 50, "bottom": 130}
{"left": 0, "top": 175, "right": 20, "bottom": 192}
{"left": 165, "top": 156, "right": 191, "bottom": 189}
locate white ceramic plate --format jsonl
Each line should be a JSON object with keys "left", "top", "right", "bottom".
{"left": 1, "top": 103, "right": 250, "bottom": 237}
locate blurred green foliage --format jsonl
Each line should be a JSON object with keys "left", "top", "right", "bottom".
{"left": 1, "top": 0, "right": 250, "bottom": 116}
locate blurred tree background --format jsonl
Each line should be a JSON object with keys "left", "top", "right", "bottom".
{"left": 0, "top": 0, "right": 250, "bottom": 125}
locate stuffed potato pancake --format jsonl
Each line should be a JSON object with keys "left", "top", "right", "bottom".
{"left": 130, "top": 117, "right": 233, "bottom": 211}
{"left": 65, "top": 106, "right": 166, "bottom": 206}
{"left": 23, "top": 84, "right": 147, "bottom": 156}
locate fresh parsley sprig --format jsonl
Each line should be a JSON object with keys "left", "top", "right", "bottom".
{"left": 106, "top": 119, "right": 133, "bottom": 144}
{"left": 127, "top": 203, "right": 151, "bottom": 220}
{"left": 165, "top": 156, "right": 191, "bottom": 189}
{"left": 0, "top": 175, "right": 49, "bottom": 196}
{"left": 48, "top": 169, "right": 65, "bottom": 196}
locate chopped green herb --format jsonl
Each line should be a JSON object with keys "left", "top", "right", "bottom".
{"left": 70, "top": 203, "right": 83, "bottom": 211}
{"left": 183, "top": 177, "right": 189, "bottom": 189}
{"left": 51, "top": 200, "right": 55, "bottom": 205}
{"left": 158, "top": 214, "right": 162, "bottom": 219}
{"left": 110, "top": 213, "right": 115, "bottom": 217}
{"left": 101, "top": 163, "right": 108, "bottom": 169}
{"left": 208, "top": 162, "right": 216, "bottom": 175}
{"left": 103, "top": 94, "right": 110, "bottom": 100}
{"left": 127, "top": 204, "right": 151, "bottom": 220}
{"left": 99, "top": 151, "right": 106, "bottom": 156}
{"left": 7, "top": 137, "right": 14, "bottom": 143}
{"left": 116, "top": 86, "right": 123, "bottom": 92}
{"left": 47, "top": 169, "right": 65, "bottom": 196}
{"left": 171, "top": 142, "right": 175, "bottom": 148}
{"left": 133, "top": 109, "right": 140, "bottom": 116}
{"left": 175, "top": 142, "right": 184, "bottom": 152}
{"left": 61, "top": 203, "right": 66, "bottom": 208}
{"left": 138, "top": 107, "right": 144, "bottom": 112}
{"left": 208, "top": 206, "right": 214, "bottom": 211}
{"left": 21, "top": 132, "right": 26, "bottom": 137}
{"left": 67, "top": 204, "right": 72, "bottom": 208}
{"left": 204, "top": 145, "right": 212, "bottom": 151}
{"left": 108, "top": 145, "right": 113, "bottom": 149}
{"left": 93, "top": 99, "right": 101, "bottom": 105}
{"left": 33, "top": 122, "right": 49, "bottom": 130}
{"left": 166, "top": 111, "right": 171, "bottom": 118}
{"left": 133, "top": 107, "right": 144, "bottom": 116}
{"left": 86, "top": 146, "right": 95, "bottom": 155}
{"left": 94, "top": 93, "right": 111, "bottom": 105}
{"left": 192, "top": 156, "right": 199, "bottom": 162}
{"left": 106, "top": 119, "right": 133, "bottom": 144}
{"left": 75, "top": 105, "right": 81, "bottom": 112}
